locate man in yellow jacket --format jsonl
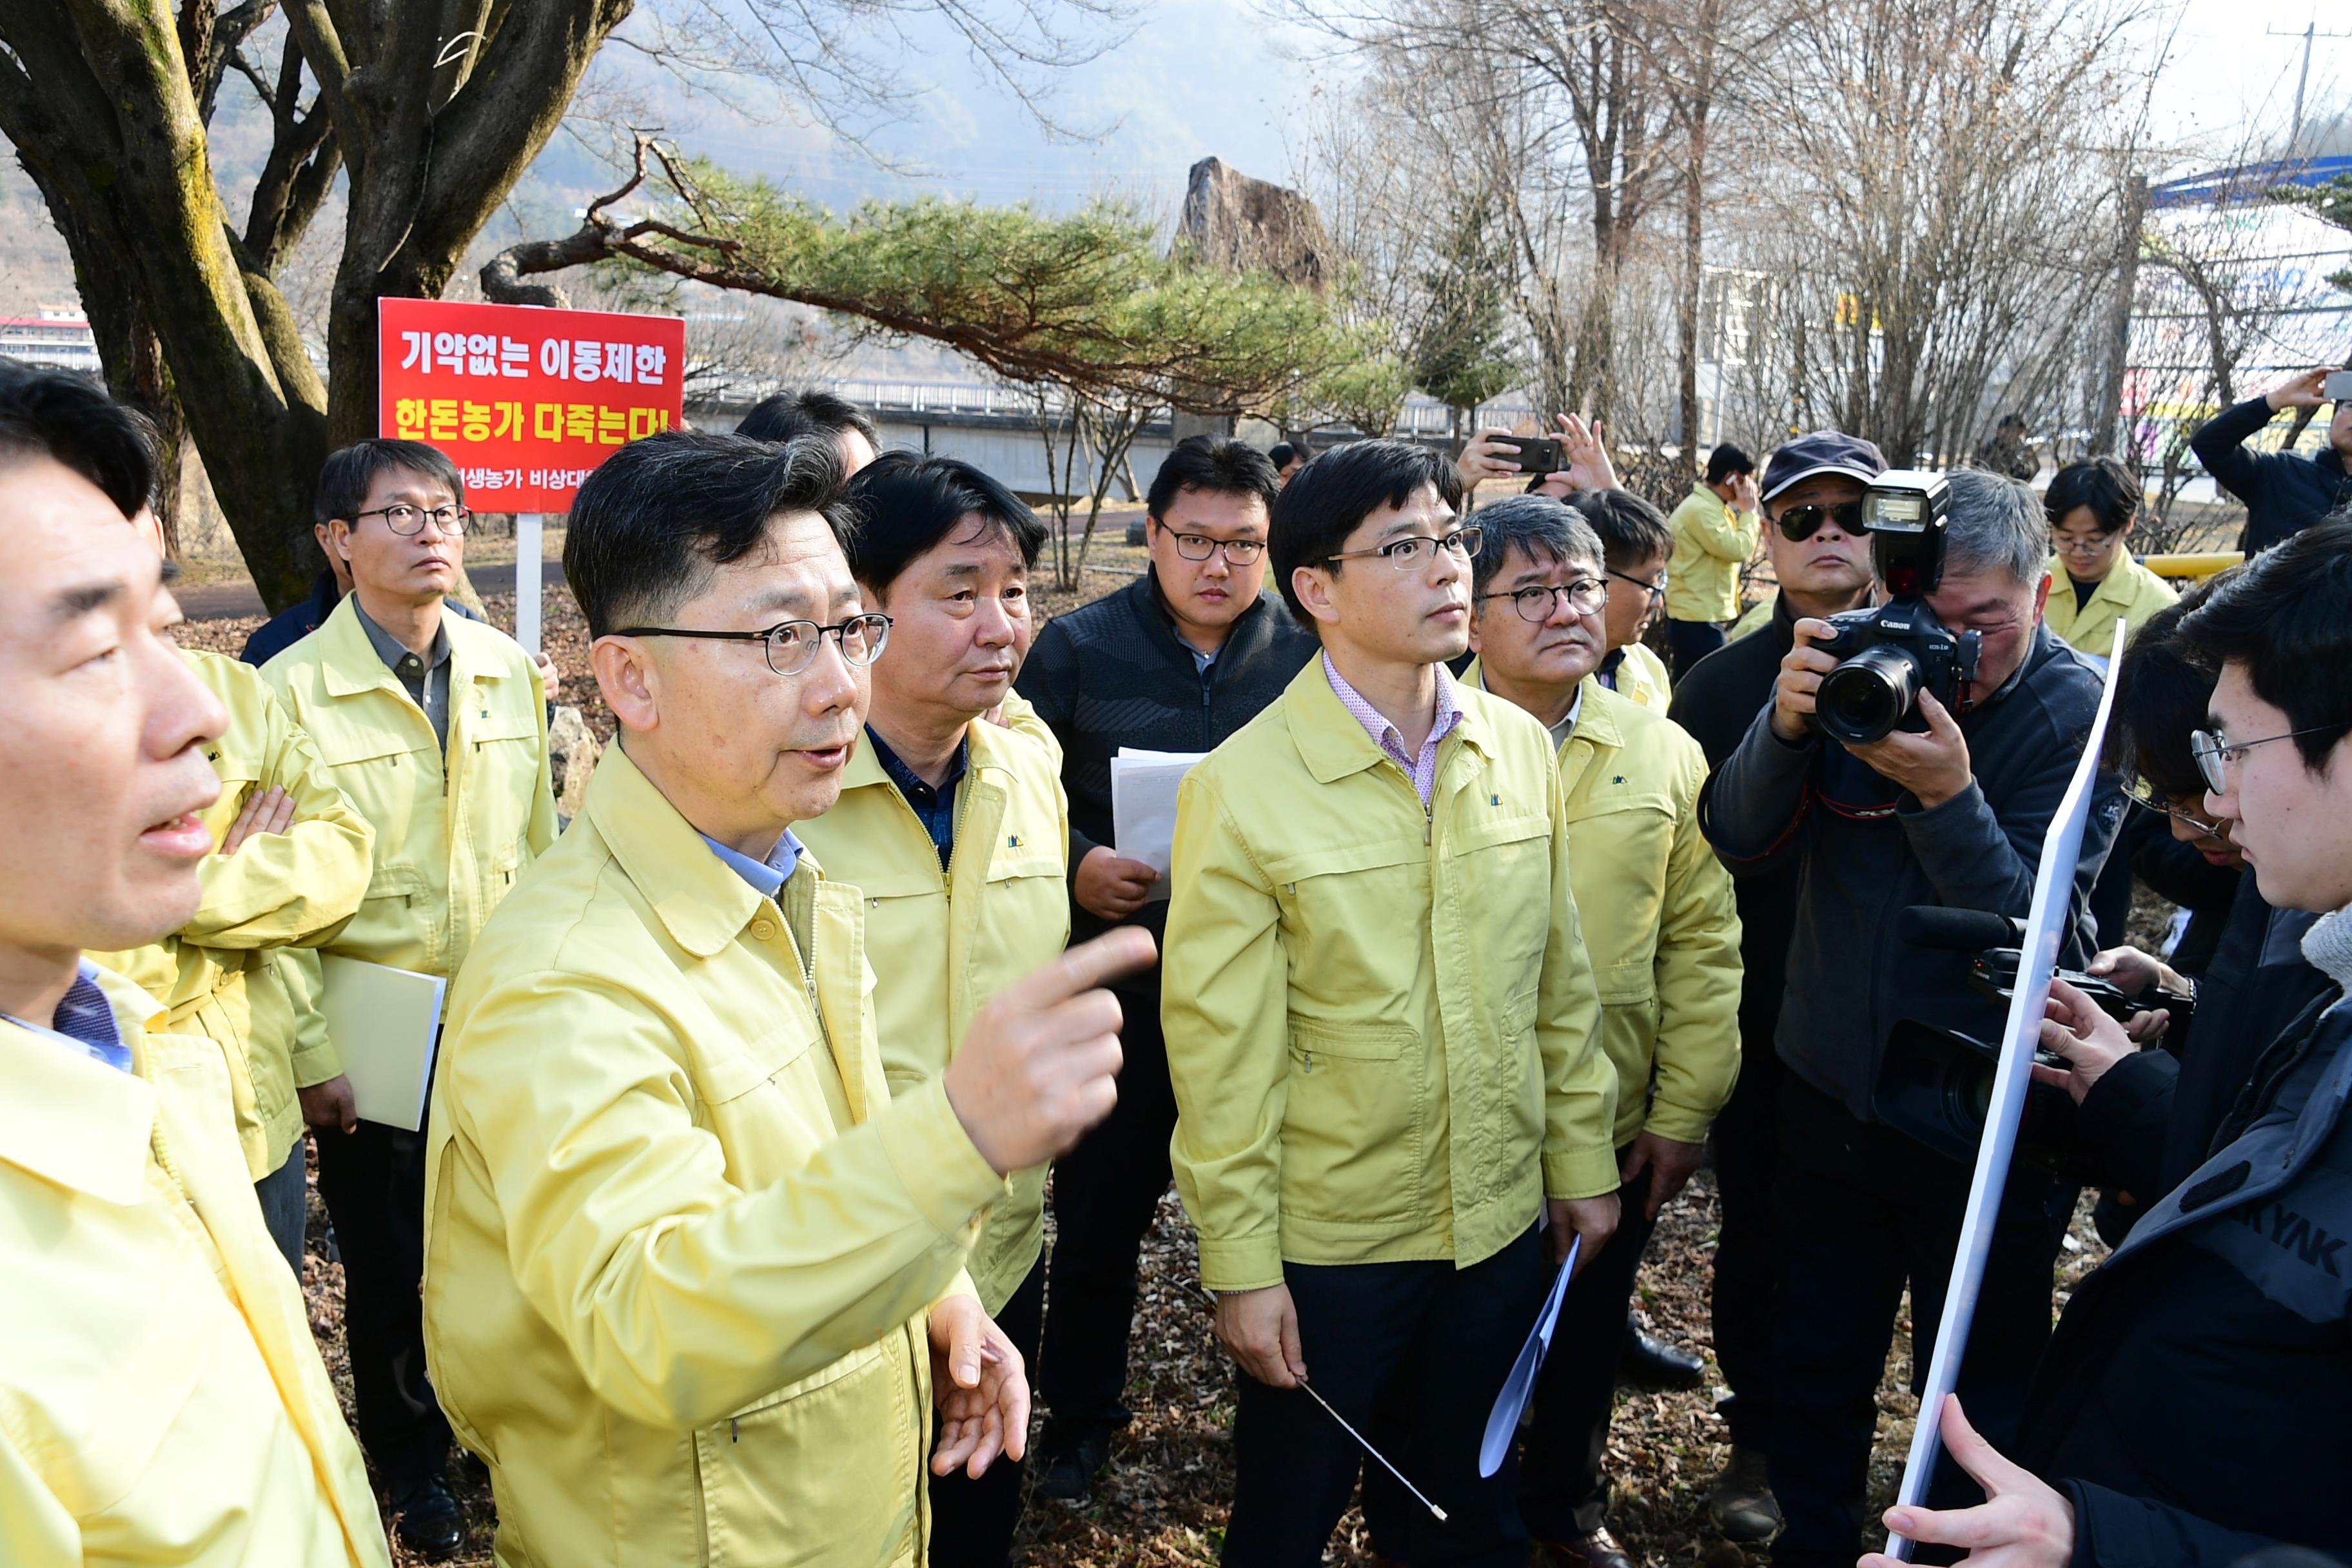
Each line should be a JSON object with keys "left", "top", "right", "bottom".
{"left": 1567, "top": 486, "right": 1678, "bottom": 711}
{"left": 1463, "top": 495, "right": 1744, "bottom": 1568}
{"left": 1665, "top": 443, "right": 1762, "bottom": 678}
{"left": 2041, "top": 456, "right": 2178, "bottom": 665}
{"left": 262, "top": 438, "right": 556, "bottom": 1558}
{"left": 794, "top": 452, "right": 1071, "bottom": 1566}
{"left": 423, "top": 429, "right": 1151, "bottom": 1568}
{"left": 92, "top": 527, "right": 376, "bottom": 1268}
{"left": 0, "top": 364, "right": 389, "bottom": 1566}
{"left": 1164, "top": 440, "right": 1620, "bottom": 1567}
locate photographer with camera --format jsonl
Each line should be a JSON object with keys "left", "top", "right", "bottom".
{"left": 1864, "top": 517, "right": 2352, "bottom": 1568}
{"left": 2188, "top": 368, "right": 2352, "bottom": 555}
{"left": 1700, "top": 467, "right": 2117, "bottom": 1567}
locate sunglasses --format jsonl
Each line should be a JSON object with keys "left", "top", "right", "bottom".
{"left": 1776, "top": 500, "right": 1866, "bottom": 542}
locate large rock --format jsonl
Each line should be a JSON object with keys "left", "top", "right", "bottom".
{"left": 547, "top": 704, "right": 603, "bottom": 822}
{"left": 1178, "top": 157, "right": 1333, "bottom": 294}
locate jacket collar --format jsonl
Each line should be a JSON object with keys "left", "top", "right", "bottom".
{"left": 839, "top": 714, "right": 1022, "bottom": 799}
{"left": 584, "top": 743, "right": 775, "bottom": 959}
{"left": 0, "top": 966, "right": 165, "bottom": 1207}
{"left": 1460, "top": 656, "right": 1607, "bottom": 750}
{"left": 315, "top": 593, "right": 514, "bottom": 699}
{"left": 1284, "top": 654, "right": 1491, "bottom": 785}
{"left": 1130, "top": 567, "right": 1277, "bottom": 666}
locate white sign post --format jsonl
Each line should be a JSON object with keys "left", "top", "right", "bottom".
{"left": 515, "top": 512, "right": 542, "bottom": 656}
{"left": 1886, "top": 618, "right": 2127, "bottom": 1557}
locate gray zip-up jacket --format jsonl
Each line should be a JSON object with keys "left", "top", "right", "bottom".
{"left": 1698, "top": 621, "right": 2121, "bottom": 1119}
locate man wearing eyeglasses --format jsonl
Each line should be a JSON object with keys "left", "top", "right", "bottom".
{"left": 1461, "top": 495, "right": 1743, "bottom": 1568}
{"left": 260, "top": 438, "right": 558, "bottom": 1558}
{"left": 790, "top": 453, "right": 1070, "bottom": 1567}
{"left": 1014, "top": 434, "right": 1317, "bottom": 1502}
{"left": 1665, "top": 429, "right": 1883, "bottom": 1545}
{"left": 421, "top": 430, "right": 1150, "bottom": 1567}
{"left": 1163, "top": 439, "right": 1618, "bottom": 1567}
{"left": 1560, "top": 487, "right": 1678, "bottom": 712}
{"left": 1868, "top": 515, "right": 2352, "bottom": 1568}
{"left": 1703, "top": 467, "right": 2120, "bottom": 1568}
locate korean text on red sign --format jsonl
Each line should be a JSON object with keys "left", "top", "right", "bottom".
{"left": 377, "top": 298, "right": 688, "bottom": 513}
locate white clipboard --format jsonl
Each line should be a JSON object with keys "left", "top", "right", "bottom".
{"left": 317, "top": 954, "right": 447, "bottom": 1133}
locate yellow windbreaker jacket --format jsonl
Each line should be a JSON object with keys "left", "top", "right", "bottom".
{"left": 1467, "top": 665, "right": 1744, "bottom": 1147}
{"left": 92, "top": 649, "right": 374, "bottom": 1177}
{"left": 794, "top": 719, "right": 1070, "bottom": 1313}
{"left": 0, "top": 968, "right": 388, "bottom": 1567}
{"left": 1612, "top": 640, "right": 1672, "bottom": 711}
{"left": 1162, "top": 661, "right": 1616, "bottom": 1293}
{"left": 260, "top": 594, "right": 556, "bottom": 983}
{"left": 1666, "top": 482, "right": 1760, "bottom": 623}
{"left": 2039, "top": 553, "right": 2179, "bottom": 662}
{"left": 422, "top": 745, "right": 1005, "bottom": 1568}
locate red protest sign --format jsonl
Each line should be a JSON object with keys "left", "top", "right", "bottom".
{"left": 377, "top": 298, "right": 687, "bottom": 512}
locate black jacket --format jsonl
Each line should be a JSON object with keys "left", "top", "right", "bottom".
{"left": 2077, "top": 879, "right": 2330, "bottom": 1219}
{"left": 2189, "top": 397, "right": 2352, "bottom": 556}
{"left": 2020, "top": 975, "right": 2352, "bottom": 1567}
{"left": 1669, "top": 597, "right": 1805, "bottom": 1061}
{"left": 1700, "top": 622, "right": 2122, "bottom": 1120}
{"left": 1014, "top": 569, "right": 1318, "bottom": 949}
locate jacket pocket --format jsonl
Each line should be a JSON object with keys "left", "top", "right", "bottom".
{"left": 692, "top": 1337, "right": 920, "bottom": 1567}
{"left": 1279, "top": 1019, "right": 1422, "bottom": 1224}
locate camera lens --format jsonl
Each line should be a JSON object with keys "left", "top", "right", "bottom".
{"left": 1817, "top": 643, "right": 1924, "bottom": 744}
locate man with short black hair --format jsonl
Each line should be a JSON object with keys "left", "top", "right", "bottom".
{"left": 1703, "top": 466, "right": 2119, "bottom": 1567}
{"left": 424, "top": 429, "right": 1152, "bottom": 1567}
{"left": 2188, "top": 368, "right": 2352, "bottom": 554}
{"left": 1269, "top": 440, "right": 1306, "bottom": 485}
{"left": 735, "top": 387, "right": 883, "bottom": 476}
{"left": 1463, "top": 495, "right": 1742, "bottom": 1568}
{"left": 1869, "top": 515, "right": 2352, "bottom": 1568}
{"left": 263, "top": 437, "right": 556, "bottom": 1558}
{"left": 1017, "top": 433, "right": 1317, "bottom": 1501}
{"left": 2043, "top": 456, "right": 2175, "bottom": 662}
{"left": 1666, "top": 443, "right": 1761, "bottom": 679}
{"left": 1667, "top": 429, "right": 1884, "bottom": 1544}
{"left": 1563, "top": 487, "right": 1676, "bottom": 710}
{"left": 0, "top": 363, "right": 390, "bottom": 1565}
{"left": 794, "top": 453, "right": 1068, "bottom": 1567}
{"left": 1165, "top": 439, "right": 1618, "bottom": 1567}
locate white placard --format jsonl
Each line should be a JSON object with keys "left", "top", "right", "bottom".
{"left": 515, "top": 512, "right": 543, "bottom": 655}
{"left": 318, "top": 954, "right": 447, "bottom": 1133}
{"left": 1112, "top": 747, "right": 1208, "bottom": 902}
{"left": 1887, "top": 617, "right": 2126, "bottom": 1556}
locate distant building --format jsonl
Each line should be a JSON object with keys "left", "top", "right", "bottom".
{"left": 0, "top": 307, "right": 99, "bottom": 375}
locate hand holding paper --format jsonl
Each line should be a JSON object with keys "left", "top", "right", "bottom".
{"left": 1110, "top": 747, "right": 1206, "bottom": 902}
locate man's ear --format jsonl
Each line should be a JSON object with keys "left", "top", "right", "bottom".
{"left": 592, "top": 636, "right": 660, "bottom": 735}
{"left": 1466, "top": 607, "right": 1487, "bottom": 656}
{"left": 1292, "top": 563, "right": 1340, "bottom": 629}
{"left": 2030, "top": 570, "right": 2052, "bottom": 625}
{"left": 326, "top": 518, "right": 355, "bottom": 564}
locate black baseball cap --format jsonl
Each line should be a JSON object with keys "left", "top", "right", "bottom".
{"left": 1761, "top": 431, "right": 1887, "bottom": 502}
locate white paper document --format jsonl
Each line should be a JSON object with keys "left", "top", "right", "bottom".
{"left": 318, "top": 954, "right": 447, "bottom": 1133}
{"left": 1480, "top": 1234, "right": 1582, "bottom": 1476}
{"left": 1111, "top": 747, "right": 1208, "bottom": 902}
{"left": 1886, "top": 618, "right": 2126, "bottom": 1557}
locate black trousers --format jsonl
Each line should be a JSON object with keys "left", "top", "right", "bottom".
{"left": 1709, "top": 1034, "right": 1785, "bottom": 1450}
{"left": 1518, "top": 1161, "right": 1653, "bottom": 1540}
{"left": 1039, "top": 976, "right": 1177, "bottom": 1444}
{"left": 930, "top": 1254, "right": 1046, "bottom": 1568}
{"left": 1225, "top": 1224, "right": 1547, "bottom": 1568}
{"left": 1667, "top": 619, "right": 1730, "bottom": 680}
{"left": 313, "top": 1119, "right": 452, "bottom": 1492}
{"left": 1767, "top": 1076, "right": 2074, "bottom": 1567}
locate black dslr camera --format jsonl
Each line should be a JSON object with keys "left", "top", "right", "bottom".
{"left": 1872, "top": 906, "right": 2195, "bottom": 1184}
{"left": 1810, "top": 471, "right": 1980, "bottom": 744}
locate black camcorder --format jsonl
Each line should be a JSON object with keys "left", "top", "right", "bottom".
{"left": 1809, "top": 471, "right": 1981, "bottom": 745}
{"left": 1870, "top": 906, "right": 2195, "bottom": 1185}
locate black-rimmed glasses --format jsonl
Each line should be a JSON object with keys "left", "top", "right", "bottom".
{"left": 354, "top": 503, "right": 472, "bottom": 536}
{"left": 1479, "top": 578, "right": 1609, "bottom": 623}
{"left": 1322, "top": 525, "right": 1483, "bottom": 570}
{"left": 614, "top": 613, "right": 894, "bottom": 676}
{"left": 1606, "top": 566, "right": 1667, "bottom": 602}
{"left": 1157, "top": 525, "right": 1267, "bottom": 564}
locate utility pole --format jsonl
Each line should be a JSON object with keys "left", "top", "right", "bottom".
{"left": 2268, "top": 19, "right": 2352, "bottom": 153}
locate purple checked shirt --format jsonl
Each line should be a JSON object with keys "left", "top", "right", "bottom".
{"left": 1321, "top": 651, "right": 1465, "bottom": 807}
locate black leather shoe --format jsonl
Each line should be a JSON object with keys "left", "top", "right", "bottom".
{"left": 1618, "top": 1315, "right": 1706, "bottom": 1390}
{"left": 389, "top": 1472, "right": 466, "bottom": 1562}
{"left": 1536, "top": 1525, "right": 1634, "bottom": 1568}
{"left": 1704, "top": 1445, "right": 1784, "bottom": 1545}
{"left": 1034, "top": 1429, "right": 1111, "bottom": 1502}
